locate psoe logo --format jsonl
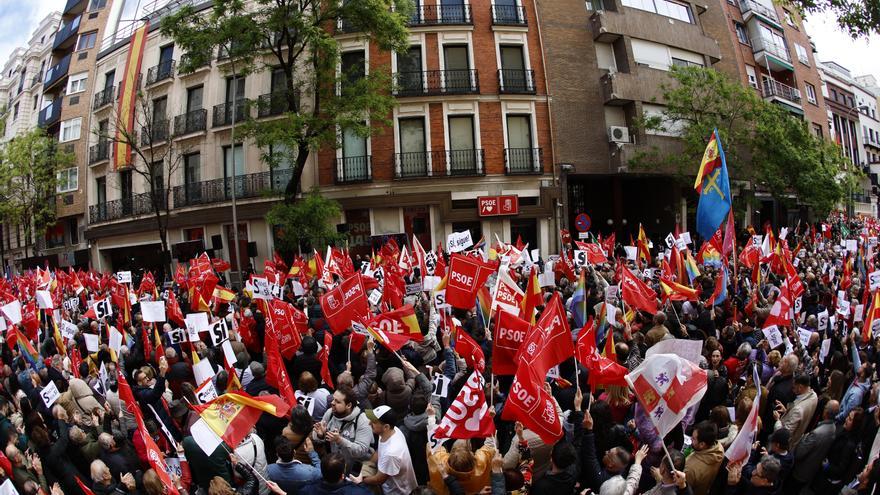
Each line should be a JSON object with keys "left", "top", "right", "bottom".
{"left": 327, "top": 294, "right": 340, "bottom": 309}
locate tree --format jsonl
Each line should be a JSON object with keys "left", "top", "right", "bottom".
{"left": 267, "top": 188, "right": 346, "bottom": 254}
{"left": 96, "top": 85, "right": 192, "bottom": 274}
{"left": 783, "top": 0, "right": 880, "bottom": 37}
{"left": 632, "top": 65, "right": 854, "bottom": 217}
{"left": 161, "top": 0, "right": 413, "bottom": 202}
{"left": 0, "top": 127, "right": 75, "bottom": 257}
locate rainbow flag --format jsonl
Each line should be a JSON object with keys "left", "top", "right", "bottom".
{"left": 684, "top": 250, "right": 701, "bottom": 283}
{"left": 571, "top": 269, "right": 588, "bottom": 329}
{"left": 13, "top": 328, "right": 42, "bottom": 369}
{"left": 476, "top": 286, "right": 491, "bottom": 330}
{"left": 699, "top": 242, "right": 722, "bottom": 268}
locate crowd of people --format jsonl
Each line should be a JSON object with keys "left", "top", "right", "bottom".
{"left": 0, "top": 215, "right": 878, "bottom": 495}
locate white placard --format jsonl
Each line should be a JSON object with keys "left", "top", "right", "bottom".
{"left": 547, "top": 365, "right": 560, "bottom": 379}
{"left": 60, "top": 320, "right": 77, "bottom": 340}
{"left": 431, "top": 374, "right": 451, "bottom": 398}
{"left": 794, "top": 296, "right": 803, "bottom": 315}
{"left": 837, "top": 299, "right": 851, "bottom": 317}
{"left": 84, "top": 333, "right": 100, "bottom": 353}
{"left": 40, "top": 381, "right": 60, "bottom": 408}
{"left": 109, "top": 327, "right": 123, "bottom": 354}
{"left": 818, "top": 310, "right": 829, "bottom": 331}
{"left": 447, "top": 230, "right": 474, "bottom": 253}
{"left": 433, "top": 289, "right": 448, "bottom": 310}
{"left": 645, "top": 338, "right": 704, "bottom": 364}
{"left": 606, "top": 304, "right": 618, "bottom": 325}
{"left": 368, "top": 289, "right": 382, "bottom": 306}
{"left": 846, "top": 240, "right": 858, "bottom": 253}
{"left": 195, "top": 379, "right": 218, "bottom": 404}
{"left": 779, "top": 227, "right": 789, "bottom": 240}
{"left": 820, "top": 338, "right": 832, "bottom": 362}
{"left": 573, "top": 250, "right": 588, "bottom": 267}
{"left": 165, "top": 457, "right": 183, "bottom": 480}
{"left": 870, "top": 270, "right": 880, "bottom": 291}
{"left": 92, "top": 299, "right": 112, "bottom": 320}
{"left": 679, "top": 232, "right": 692, "bottom": 245}
{"left": 674, "top": 238, "right": 687, "bottom": 251}
{"left": 605, "top": 285, "right": 619, "bottom": 302}
{"left": 624, "top": 246, "right": 638, "bottom": 261}
{"left": 167, "top": 328, "right": 185, "bottom": 345}
{"left": 64, "top": 297, "right": 79, "bottom": 313}
{"left": 796, "top": 327, "right": 812, "bottom": 347}
{"left": 855, "top": 304, "right": 865, "bottom": 322}
{"left": 251, "top": 277, "right": 271, "bottom": 300}
{"left": 193, "top": 359, "right": 215, "bottom": 386}
{"left": 208, "top": 318, "right": 229, "bottom": 346}
{"left": 665, "top": 233, "right": 676, "bottom": 249}
{"left": 422, "top": 275, "right": 441, "bottom": 291}
{"left": 292, "top": 281, "right": 305, "bottom": 296}
{"left": 752, "top": 235, "right": 763, "bottom": 246}
{"left": 117, "top": 271, "right": 132, "bottom": 284}
{"left": 141, "top": 301, "right": 166, "bottom": 322}
{"left": 531, "top": 249, "right": 539, "bottom": 263}
{"left": 221, "top": 339, "right": 236, "bottom": 367}
{"left": 539, "top": 271, "right": 555, "bottom": 288}
{"left": 763, "top": 325, "right": 784, "bottom": 349}
{"left": 1, "top": 300, "right": 22, "bottom": 325}
{"left": 295, "top": 392, "right": 315, "bottom": 416}
{"left": 185, "top": 313, "right": 209, "bottom": 342}
{"left": 191, "top": 418, "right": 222, "bottom": 456}
{"left": 35, "top": 290, "right": 53, "bottom": 309}
{"left": 578, "top": 232, "right": 589, "bottom": 239}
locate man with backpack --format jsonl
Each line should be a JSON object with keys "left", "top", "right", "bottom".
{"left": 313, "top": 387, "right": 373, "bottom": 474}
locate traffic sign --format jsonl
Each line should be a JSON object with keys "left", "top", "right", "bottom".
{"left": 575, "top": 213, "right": 592, "bottom": 232}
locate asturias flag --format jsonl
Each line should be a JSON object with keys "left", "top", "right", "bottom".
{"left": 695, "top": 129, "right": 731, "bottom": 240}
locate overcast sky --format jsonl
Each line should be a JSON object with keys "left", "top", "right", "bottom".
{"left": 0, "top": 1, "right": 877, "bottom": 84}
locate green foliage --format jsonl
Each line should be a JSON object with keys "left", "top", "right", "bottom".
{"left": 633, "top": 65, "right": 855, "bottom": 217}
{"left": 267, "top": 188, "right": 346, "bottom": 253}
{"left": 161, "top": 0, "right": 413, "bottom": 201}
{"left": 781, "top": 0, "right": 880, "bottom": 37}
{"left": 0, "top": 128, "right": 75, "bottom": 252}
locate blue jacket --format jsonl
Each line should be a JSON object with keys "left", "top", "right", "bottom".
{"left": 299, "top": 480, "right": 373, "bottom": 495}
{"left": 837, "top": 344, "right": 869, "bottom": 423}
{"left": 267, "top": 451, "right": 322, "bottom": 495}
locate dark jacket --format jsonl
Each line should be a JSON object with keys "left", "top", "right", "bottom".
{"left": 299, "top": 480, "right": 373, "bottom": 495}
{"left": 39, "top": 422, "right": 86, "bottom": 495}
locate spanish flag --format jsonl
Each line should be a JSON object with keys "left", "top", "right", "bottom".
{"left": 193, "top": 391, "right": 291, "bottom": 450}
{"left": 212, "top": 285, "right": 235, "bottom": 304}
{"left": 521, "top": 266, "right": 542, "bottom": 324}
{"left": 864, "top": 290, "right": 880, "bottom": 342}
{"left": 660, "top": 276, "right": 699, "bottom": 302}
{"left": 363, "top": 318, "right": 412, "bottom": 352}
{"left": 637, "top": 224, "right": 650, "bottom": 266}
{"left": 370, "top": 304, "right": 423, "bottom": 341}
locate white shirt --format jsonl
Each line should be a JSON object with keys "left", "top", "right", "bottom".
{"left": 377, "top": 428, "right": 417, "bottom": 495}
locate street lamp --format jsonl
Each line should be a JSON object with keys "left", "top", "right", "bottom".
{"left": 844, "top": 104, "right": 870, "bottom": 218}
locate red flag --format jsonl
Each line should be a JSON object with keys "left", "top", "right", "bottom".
{"left": 370, "top": 304, "right": 423, "bottom": 341}
{"left": 514, "top": 293, "right": 574, "bottom": 377}
{"left": 446, "top": 254, "right": 498, "bottom": 310}
{"left": 192, "top": 391, "right": 291, "bottom": 449}
{"left": 453, "top": 320, "right": 486, "bottom": 372}
{"left": 763, "top": 285, "right": 792, "bottom": 329}
{"left": 319, "top": 331, "right": 334, "bottom": 389}
{"left": 0, "top": 450, "right": 12, "bottom": 481}
{"left": 76, "top": 476, "right": 97, "bottom": 495}
{"left": 364, "top": 317, "right": 412, "bottom": 352}
{"left": 575, "top": 242, "right": 609, "bottom": 264}
{"left": 174, "top": 265, "right": 187, "bottom": 289}
{"left": 320, "top": 273, "right": 371, "bottom": 334}
{"left": 265, "top": 299, "right": 303, "bottom": 360}
{"left": 265, "top": 331, "right": 297, "bottom": 406}
{"left": 560, "top": 229, "right": 572, "bottom": 247}
{"left": 166, "top": 291, "right": 186, "bottom": 327}
{"left": 601, "top": 232, "right": 616, "bottom": 257}
{"left": 492, "top": 309, "right": 531, "bottom": 376}
{"left": 502, "top": 365, "right": 562, "bottom": 444}
{"left": 619, "top": 266, "right": 658, "bottom": 314}
{"left": 576, "top": 320, "right": 628, "bottom": 387}
{"left": 434, "top": 371, "right": 495, "bottom": 439}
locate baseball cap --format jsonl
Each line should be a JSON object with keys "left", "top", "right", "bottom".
{"left": 365, "top": 405, "right": 396, "bottom": 425}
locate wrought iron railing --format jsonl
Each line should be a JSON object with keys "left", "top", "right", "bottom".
{"left": 505, "top": 148, "right": 543, "bottom": 174}
{"left": 89, "top": 191, "right": 166, "bottom": 223}
{"left": 89, "top": 140, "right": 110, "bottom": 164}
{"left": 393, "top": 69, "right": 479, "bottom": 96}
{"left": 335, "top": 156, "right": 372, "bottom": 184}
{"left": 140, "top": 120, "right": 170, "bottom": 146}
{"left": 93, "top": 85, "right": 115, "bottom": 109}
{"left": 173, "top": 109, "right": 207, "bottom": 135}
{"left": 498, "top": 69, "right": 535, "bottom": 93}
{"left": 212, "top": 99, "right": 250, "bottom": 127}
{"left": 408, "top": 4, "right": 472, "bottom": 25}
{"left": 491, "top": 4, "right": 527, "bottom": 25}
{"left": 172, "top": 169, "right": 291, "bottom": 208}
{"left": 394, "top": 149, "right": 484, "bottom": 178}
{"left": 762, "top": 79, "right": 801, "bottom": 104}
{"left": 146, "top": 60, "right": 176, "bottom": 85}
{"left": 257, "top": 91, "right": 295, "bottom": 118}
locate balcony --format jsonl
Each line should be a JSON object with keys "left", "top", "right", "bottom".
{"left": 408, "top": 4, "right": 472, "bottom": 26}
{"left": 601, "top": 68, "right": 670, "bottom": 105}
{"left": 172, "top": 169, "right": 291, "bottom": 208}
{"left": 505, "top": 148, "right": 543, "bottom": 174}
{"left": 498, "top": 69, "right": 535, "bottom": 94}
{"left": 212, "top": 100, "right": 250, "bottom": 127}
{"left": 738, "top": 0, "right": 781, "bottom": 27}
{"left": 38, "top": 100, "right": 62, "bottom": 127}
{"left": 491, "top": 4, "right": 527, "bottom": 25}
{"left": 335, "top": 156, "right": 372, "bottom": 184}
{"left": 762, "top": 78, "right": 801, "bottom": 105}
{"left": 393, "top": 69, "right": 479, "bottom": 96}
{"left": 63, "top": 0, "right": 87, "bottom": 16}
{"left": 394, "top": 149, "right": 485, "bottom": 179}
{"left": 52, "top": 15, "right": 81, "bottom": 52}
{"left": 140, "top": 120, "right": 170, "bottom": 146}
{"left": 146, "top": 60, "right": 176, "bottom": 86}
{"left": 93, "top": 86, "right": 115, "bottom": 110}
{"left": 89, "top": 140, "right": 110, "bottom": 164}
{"left": 178, "top": 54, "right": 211, "bottom": 75}
{"left": 591, "top": 9, "right": 721, "bottom": 62}
{"left": 257, "top": 91, "right": 296, "bottom": 118}
{"left": 43, "top": 54, "right": 72, "bottom": 91}
{"left": 89, "top": 191, "right": 166, "bottom": 224}
{"left": 173, "top": 109, "right": 207, "bottom": 136}
{"left": 751, "top": 35, "right": 793, "bottom": 72}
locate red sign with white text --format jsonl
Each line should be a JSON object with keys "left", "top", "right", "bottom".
{"left": 478, "top": 196, "right": 519, "bottom": 217}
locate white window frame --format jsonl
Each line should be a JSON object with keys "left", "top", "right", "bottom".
{"left": 794, "top": 44, "right": 809, "bottom": 65}
{"left": 67, "top": 72, "right": 88, "bottom": 94}
{"left": 745, "top": 65, "right": 758, "bottom": 89}
{"left": 57, "top": 167, "right": 78, "bottom": 193}
{"left": 805, "top": 83, "right": 817, "bottom": 105}
{"left": 59, "top": 117, "right": 82, "bottom": 142}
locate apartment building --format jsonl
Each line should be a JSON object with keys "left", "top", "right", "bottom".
{"left": 535, "top": 0, "right": 735, "bottom": 236}
{"left": 819, "top": 61, "right": 876, "bottom": 217}
{"left": 0, "top": 13, "right": 61, "bottom": 272}
{"left": 31, "top": 0, "right": 115, "bottom": 270}
{"left": 317, "top": 0, "right": 556, "bottom": 258}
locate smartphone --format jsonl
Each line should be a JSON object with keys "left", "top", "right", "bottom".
{"left": 350, "top": 461, "right": 363, "bottom": 477}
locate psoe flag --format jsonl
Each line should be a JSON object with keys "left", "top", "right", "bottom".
{"left": 695, "top": 129, "right": 731, "bottom": 240}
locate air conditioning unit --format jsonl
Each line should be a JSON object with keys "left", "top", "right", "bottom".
{"left": 608, "top": 126, "right": 630, "bottom": 143}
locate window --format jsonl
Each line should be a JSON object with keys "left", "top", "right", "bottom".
{"left": 812, "top": 123, "right": 823, "bottom": 138}
{"left": 805, "top": 83, "right": 817, "bottom": 104}
{"left": 448, "top": 115, "right": 477, "bottom": 173}
{"left": 76, "top": 31, "right": 97, "bottom": 51}
{"left": 396, "top": 46, "right": 423, "bottom": 94}
{"left": 68, "top": 218, "right": 78, "bottom": 245}
{"left": 506, "top": 115, "right": 536, "bottom": 172}
{"left": 186, "top": 86, "right": 203, "bottom": 112}
{"left": 621, "top": 0, "right": 692, "bottom": 23}
{"left": 104, "top": 70, "right": 115, "bottom": 89}
{"left": 500, "top": 45, "right": 530, "bottom": 91}
{"left": 184, "top": 153, "right": 201, "bottom": 185}
{"left": 96, "top": 177, "right": 106, "bottom": 204}
{"left": 17, "top": 70, "right": 25, "bottom": 94}
{"left": 89, "top": 0, "right": 107, "bottom": 9}
{"left": 60, "top": 118, "right": 82, "bottom": 142}
{"left": 794, "top": 44, "right": 809, "bottom": 65}
{"left": 12, "top": 103, "right": 19, "bottom": 121}
{"left": 398, "top": 118, "right": 427, "bottom": 175}
{"left": 68, "top": 72, "right": 88, "bottom": 94}
{"left": 745, "top": 65, "right": 758, "bottom": 89}
{"left": 444, "top": 45, "right": 472, "bottom": 92}
{"left": 57, "top": 167, "right": 78, "bottom": 193}
{"left": 783, "top": 9, "right": 796, "bottom": 27}
{"left": 341, "top": 50, "right": 366, "bottom": 93}
{"left": 734, "top": 22, "right": 749, "bottom": 45}
{"left": 671, "top": 57, "right": 703, "bottom": 68}
{"left": 223, "top": 144, "right": 245, "bottom": 179}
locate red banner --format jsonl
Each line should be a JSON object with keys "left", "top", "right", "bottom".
{"left": 492, "top": 309, "right": 531, "bottom": 376}
{"left": 434, "top": 371, "right": 495, "bottom": 439}
{"left": 320, "top": 273, "right": 371, "bottom": 334}
{"left": 446, "top": 254, "right": 498, "bottom": 309}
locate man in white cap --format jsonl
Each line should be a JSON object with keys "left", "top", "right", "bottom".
{"left": 349, "top": 405, "right": 416, "bottom": 495}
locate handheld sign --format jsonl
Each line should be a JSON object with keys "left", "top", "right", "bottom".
{"left": 141, "top": 301, "right": 166, "bottom": 322}
{"left": 40, "top": 381, "right": 60, "bottom": 408}
{"left": 93, "top": 299, "right": 112, "bottom": 320}
{"left": 208, "top": 318, "right": 229, "bottom": 346}
{"left": 117, "top": 271, "right": 132, "bottom": 284}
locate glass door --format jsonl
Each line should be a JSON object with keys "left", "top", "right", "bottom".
{"left": 342, "top": 127, "right": 368, "bottom": 181}
{"left": 397, "top": 46, "right": 423, "bottom": 95}
{"left": 398, "top": 118, "right": 427, "bottom": 177}
{"left": 223, "top": 144, "right": 245, "bottom": 198}
{"left": 443, "top": 45, "right": 471, "bottom": 93}
{"left": 506, "top": 115, "right": 533, "bottom": 172}
{"left": 448, "top": 116, "right": 476, "bottom": 174}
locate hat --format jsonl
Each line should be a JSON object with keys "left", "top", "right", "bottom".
{"left": 365, "top": 405, "right": 396, "bottom": 425}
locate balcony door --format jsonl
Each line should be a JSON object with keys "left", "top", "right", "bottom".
{"left": 397, "top": 46, "right": 423, "bottom": 94}
{"left": 225, "top": 76, "right": 245, "bottom": 122}
{"left": 399, "top": 118, "right": 427, "bottom": 176}
{"left": 187, "top": 86, "right": 203, "bottom": 112}
{"left": 96, "top": 176, "right": 107, "bottom": 219}
{"left": 184, "top": 153, "right": 201, "bottom": 204}
{"left": 223, "top": 144, "right": 245, "bottom": 198}
{"left": 448, "top": 115, "right": 476, "bottom": 174}
{"left": 104, "top": 70, "right": 115, "bottom": 90}
{"left": 151, "top": 96, "right": 167, "bottom": 140}
{"left": 494, "top": 0, "right": 520, "bottom": 23}
{"left": 120, "top": 170, "right": 133, "bottom": 214}
{"left": 506, "top": 114, "right": 534, "bottom": 172}
{"left": 500, "top": 45, "right": 528, "bottom": 91}
{"left": 342, "top": 127, "right": 368, "bottom": 181}
{"left": 443, "top": 45, "right": 471, "bottom": 92}
{"left": 441, "top": 0, "right": 467, "bottom": 22}
{"left": 158, "top": 45, "right": 174, "bottom": 77}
